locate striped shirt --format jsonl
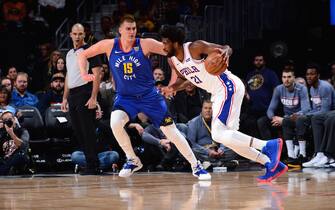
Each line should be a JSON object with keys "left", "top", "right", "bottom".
{"left": 66, "top": 44, "right": 101, "bottom": 89}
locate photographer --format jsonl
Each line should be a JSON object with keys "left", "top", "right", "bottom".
{"left": 0, "top": 110, "right": 29, "bottom": 175}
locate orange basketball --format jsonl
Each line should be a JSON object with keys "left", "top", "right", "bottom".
{"left": 204, "top": 51, "right": 228, "bottom": 76}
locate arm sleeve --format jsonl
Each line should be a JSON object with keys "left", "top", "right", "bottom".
{"left": 267, "top": 86, "right": 280, "bottom": 119}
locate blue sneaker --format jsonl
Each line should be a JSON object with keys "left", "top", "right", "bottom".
{"left": 257, "top": 161, "right": 288, "bottom": 182}
{"left": 192, "top": 161, "right": 211, "bottom": 180}
{"left": 262, "top": 138, "right": 283, "bottom": 172}
{"left": 119, "top": 158, "right": 143, "bottom": 177}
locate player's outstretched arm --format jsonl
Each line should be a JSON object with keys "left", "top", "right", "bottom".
{"left": 191, "top": 40, "right": 232, "bottom": 57}
{"left": 141, "top": 38, "right": 167, "bottom": 56}
{"left": 78, "top": 39, "right": 114, "bottom": 81}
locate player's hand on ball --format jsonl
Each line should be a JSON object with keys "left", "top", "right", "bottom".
{"left": 204, "top": 48, "right": 229, "bottom": 76}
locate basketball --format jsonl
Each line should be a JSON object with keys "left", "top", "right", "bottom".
{"left": 204, "top": 50, "right": 228, "bottom": 76}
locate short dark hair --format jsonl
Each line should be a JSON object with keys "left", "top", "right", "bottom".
{"left": 159, "top": 25, "right": 185, "bottom": 45}
{"left": 306, "top": 62, "right": 320, "bottom": 74}
{"left": 282, "top": 66, "right": 295, "bottom": 75}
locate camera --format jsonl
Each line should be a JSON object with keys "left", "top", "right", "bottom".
{"left": 3, "top": 119, "right": 13, "bottom": 127}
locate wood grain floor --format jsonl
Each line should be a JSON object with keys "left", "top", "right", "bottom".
{"left": 0, "top": 168, "right": 334, "bottom": 210}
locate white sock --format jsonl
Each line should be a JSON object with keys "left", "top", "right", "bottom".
{"left": 298, "top": 141, "right": 306, "bottom": 157}
{"left": 250, "top": 137, "right": 267, "bottom": 151}
{"left": 211, "top": 121, "right": 270, "bottom": 165}
{"left": 110, "top": 110, "right": 137, "bottom": 160}
{"left": 160, "top": 123, "right": 197, "bottom": 168}
{"left": 286, "top": 140, "right": 296, "bottom": 158}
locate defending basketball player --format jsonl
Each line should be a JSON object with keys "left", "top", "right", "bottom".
{"left": 77, "top": 15, "right": 211, "bottom": 180}
{"left": 160, "top": 25, "right": 287, "bottom": 182}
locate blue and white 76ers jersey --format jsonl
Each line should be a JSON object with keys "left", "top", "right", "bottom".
{"left": 171, "top": 42, "right": 234, "bottom": 95}
{"left": 171, "top": 42, "right": 245, "bottom": 130}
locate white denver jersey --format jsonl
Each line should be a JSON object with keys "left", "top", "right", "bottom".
{"left": 171, "top": 42, "right": 245, "bottom": 130}
{"left": 171, "top": 42, "right": 231, "bottom": 95}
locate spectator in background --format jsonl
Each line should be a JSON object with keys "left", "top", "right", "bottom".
{"left": 48, "top": 50, "right": 62, "bottom": 76}
{"left": 10, "top": 72, "right": 39, "bottom": 107}
{"left": 31, "top": 42, "right": 53, "bottom": 92}
{"left": 0, "top": 110, "right": 29, "bottom": 175}
{"left": 37, "top": 73, "right": 64, "bottom": 116}
{"left": 0, "top": 85, "right": 16, "bottom": 114}
{"left": 54, "top": 57, "right": 67, "bottom": 75}
{"left": 1, "top": 77, "right": 13, "bottom": 92}
{"left": 95, "top": 16, "right": 116, "bottom": 40}
{"left": 328, "top": 61, "right": 335, "bottom": 89}
{"left": 99, "top": 63, "right": 115, "bottom": 117}
{"left": 187, "top": 100, "right": 238, "bottom": 169}
{"left": 244, "top": 53, "right": 280, "bottom": 139}
{"left": 267, "top": 67, "right": 310, "bottom": 165}
{"left": 301, "top": 63, "right": 335, "bottom": 167}
{"left": 38, "top": 0, "right": 66, "bottom": 33}
{"left": 83, "top": 23, "right": 98, "bottom": 46}
{"left": 6, "top": 66, "right": 17, "bottom": 84}
{"left": 173, "top": 83, "right": 208, "bottom": 123}
{"left": 153, "top": 67, "right": 165, "bottom": 83}
{"left": 71, "top": 105, "right": 119, "bottom": 173}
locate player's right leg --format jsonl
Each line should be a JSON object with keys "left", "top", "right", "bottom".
{"left": 110, "top": 109, "right": 143, "bottom": 177}
{"left": 212, "top": 74, "right": 283, "bottom": 172}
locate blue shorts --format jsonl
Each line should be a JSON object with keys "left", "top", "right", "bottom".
{"left": 113, "top": 89, "right": 173, "bottom": 127}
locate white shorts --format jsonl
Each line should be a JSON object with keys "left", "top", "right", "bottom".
{"left": 211, "top": 72, "right": 245, "bottom": 130}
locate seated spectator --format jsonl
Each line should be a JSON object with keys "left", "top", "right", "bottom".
{"left": 173, "top": 83, "right": 209, "bottom": 123}
{"left": 71, "top": 104, "right": 119, "bottom": 173}
{"left": 48, "top": 50, "right": 62, "bottom": 77}
{"left": 6, "top": 66, "right": 17, "bottom": 84}
{"left": 328, "top": 61, "right": 335, "bottom": 89}
{"left": 267, "top": 67, "right": 310, "bottom": 166}
{"left": 99, "top": 63, "right": 115, "bottom": 116}
{"left": 153, "top": 67, "right": 166, "bottom": 84}
{"left": 83, "top": 23, "right": 98, "bottom": 46}
{"left": 95, "top": 16, "right": 116, "bottom": 40}
{"left": 187, "top": 99, "right": 238, "bottom": 169}
{"left": 37, "top": 73, "right": 64, "bottom": 116}
{"left": 0, "top": 110, "right": 29, "bottom": 175}
{"left": 10, "top": 72, "right": 39, "bottom": 107}
{"left": 1, "top": 77, "right": 13, "bottom": 92}
{"left": 305, "top": 110, "right": 335, "bottom": 168}
{"left": 0, "top": 85, "right": 16, "bottom": 114}
{"left": 54, "top": 57, "right": 67, "bottom": 75}
{"left": 141, "top": 123, "right": 187, "bottom": 171}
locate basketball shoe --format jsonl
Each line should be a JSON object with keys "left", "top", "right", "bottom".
{"left": 119, "top": 158, "right": 143, "bottom": 177}
{"left": 192, "top": 161, "right": 211, "bottom": 180}
{"left": 262, "top": 138, "right": 283, "bottom": 172}
{"left": 257, "top": 161, "right": 288, "bottom": 182}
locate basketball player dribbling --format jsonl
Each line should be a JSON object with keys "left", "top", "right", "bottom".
{"left": 77, "top": 15, "right": 211, "bottom": 180}
{"left": 159, "top": 25, "right": 287, "bottom": 182}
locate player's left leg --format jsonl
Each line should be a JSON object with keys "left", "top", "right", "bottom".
{"left": 141, "top": 91, "right": 211, "bottom": 180}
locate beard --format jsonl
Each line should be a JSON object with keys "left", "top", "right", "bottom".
{"left": 166, "top": 48, "right": 176, "bottom": 57}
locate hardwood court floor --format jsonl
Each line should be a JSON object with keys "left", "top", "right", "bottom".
{"left": 0, "top": 168, "right": 335, "bottom": 209}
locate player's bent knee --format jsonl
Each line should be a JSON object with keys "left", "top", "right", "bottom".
{"left": 110, "top": 110, "right": 129, "bottom": 129}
